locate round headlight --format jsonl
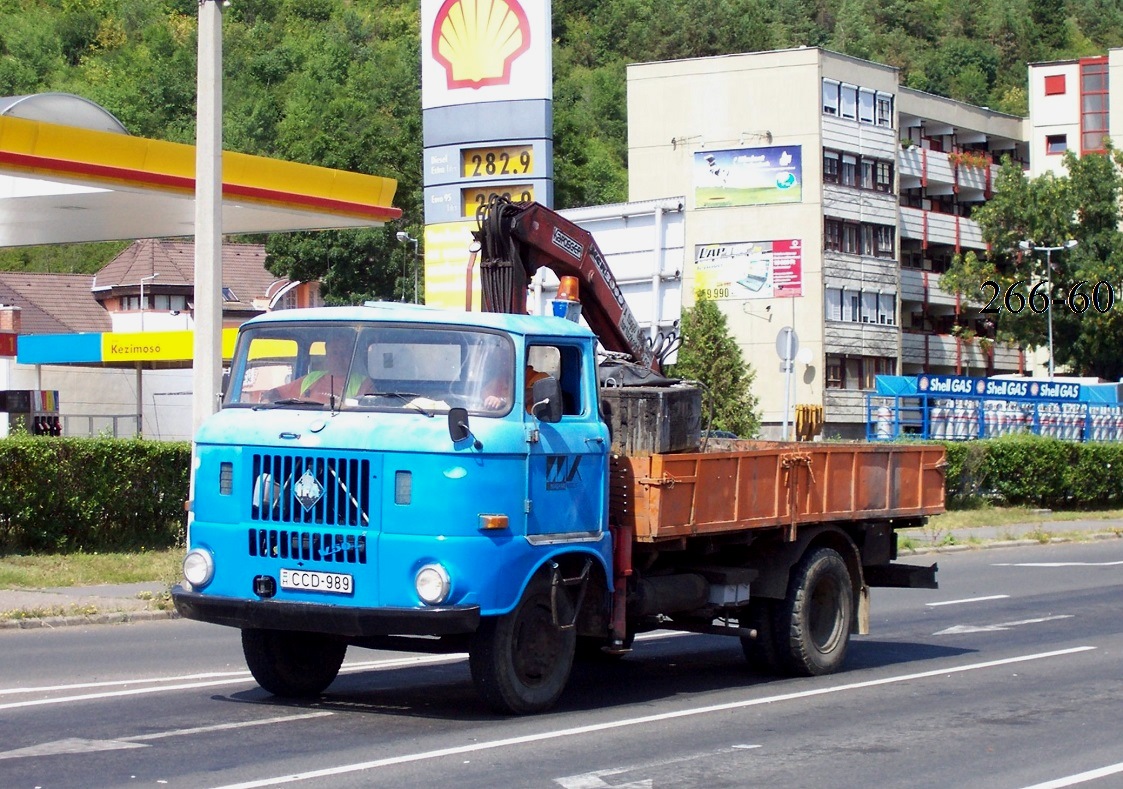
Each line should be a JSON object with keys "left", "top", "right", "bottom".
{"left": 415, "top": 564, "right": 451, "bottom": 605}
{"left": 183, "top": 549, "right": 215, "bottom": 589}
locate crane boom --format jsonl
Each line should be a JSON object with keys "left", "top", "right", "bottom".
{"left": 474, "top": 197, "right": 658, "bottom": 372}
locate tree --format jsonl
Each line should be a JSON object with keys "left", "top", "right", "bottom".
{"left": 666, "top": 294, "right": 761, "bottom": 437}
{"left": 940, "top": 147, "right": 1123, "bottom": 380}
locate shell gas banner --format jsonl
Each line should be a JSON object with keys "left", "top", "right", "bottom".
{"left": 421, "top": 0, "right": 551, "bottom": 109}
{"left": 693, "top": 240, "right": 803, "bottom": 300}
{"left": 693, "top": 145, "right": 803, "bottom": 208}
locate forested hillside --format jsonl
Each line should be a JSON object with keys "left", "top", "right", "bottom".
{"left": 0, "top": 0, "right": 1119, "bottom": 300}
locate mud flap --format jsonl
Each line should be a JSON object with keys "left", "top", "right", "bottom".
{"left": 864, "top": 562, "right": 939, "bottom": 589}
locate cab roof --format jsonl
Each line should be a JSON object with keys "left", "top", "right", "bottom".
{"left": 242, "top": 302, "right": 598, "bottom": 340}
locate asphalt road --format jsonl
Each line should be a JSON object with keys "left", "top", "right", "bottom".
{"left": 0, "top": 539, "right": 1120, "bottom": 789}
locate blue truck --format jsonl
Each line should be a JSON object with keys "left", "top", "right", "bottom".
{"left": 173, "top": 201, "right": 944, "bottom": 714}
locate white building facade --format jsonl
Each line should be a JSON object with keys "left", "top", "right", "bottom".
{"left": 628, "top": 47, "right": 1029, "bottom": 438}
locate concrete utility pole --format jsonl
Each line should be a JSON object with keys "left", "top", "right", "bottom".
{"left": 193, "top": 0, "right": 224, "bottom": 434}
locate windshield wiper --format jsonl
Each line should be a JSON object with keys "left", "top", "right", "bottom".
{"left": 260, "top": 398, "right": 326, "bottom": 409}
{"left": 357, "top": 391, "right": 432, "bottom": 416}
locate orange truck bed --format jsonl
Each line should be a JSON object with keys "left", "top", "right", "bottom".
{"left": 610, "top": 441, "right": 946, "bottom": 543}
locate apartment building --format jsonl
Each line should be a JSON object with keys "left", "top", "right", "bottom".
{"left": 1027, "top": 49, "right": 1121, "bottom": 177}
{"left": 627, "top": 47, "right": 1028, "bottom": 438}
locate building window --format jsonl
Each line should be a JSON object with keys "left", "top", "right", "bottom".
{"left": 859, "top": 89, "right": 875, "bottom": 124}
{"left": 874, "top": 161, "right": 893, "bottom": 192}
{"left": 842, "top": 223, "right": 859, "bottom": 254}
{"left": 1080, "top": 58, "right": 1109, "bottom": 154}
{"left": 840, "top": 154, "right": 857, "bottom": 186}
{"left": 1044, "top": 74, "right": 1066, "bottom": 95}
{"left": 878, "top": 293, "right": 896, "bottom": 325}
{"left": 876, "top": 93, "right": 893, "bottom": 128}
{"left": 1046, "top": 134, "right": 1068, "bottom": 155}
{"left": 826, "top": 355, "right": 845, "bottom": 389}
{"left": 875, "top": 225, "right": 895, "bottom": 257}
{"left": 825, "top": 219, "right": 842, "bottom": 252}
{"left": 822, "top": 79, "right": 840, "bottom": 115}
{"left": 860, "top": 159, "right": 875, "bottom": 190}
{"left": 840, "top": 84, "right": 858, "bottom": 120}
{"left": 826, "top": 355, "right": 895, "bottom": 391}
{"left": 823, "top": 150, "right": 840, "bottom": 183}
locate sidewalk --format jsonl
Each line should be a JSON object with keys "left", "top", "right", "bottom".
{"left": 1, "top": 518, "right": 1120, "bottom": 629}
{"left": 0, "top": 581, "right": 175, "bottom": 629}
{"left": 897, "top": 515, "right": 1123, "bottom": 553}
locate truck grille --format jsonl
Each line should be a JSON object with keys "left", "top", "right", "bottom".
{"left": 250, "top": 454, "right": 371, "bottom": 527}
{"left": 247, "top": 528, "right": 368, "bottom": 565}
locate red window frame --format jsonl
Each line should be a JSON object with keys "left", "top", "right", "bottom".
{"left": 1080, "top": 57, "right": 1109, "bottom": 154}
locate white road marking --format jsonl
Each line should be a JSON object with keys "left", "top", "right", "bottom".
{"left": 210, "top": 646, "right": 1097, "bottom": 789}
{"left": 926, "top": 595, "right": 1010, "bottom": 607}
{"left": 0, "top": 712, "right": 333, "bottom": 760}
{"left": 992, "top": 561, "right": 1123, "bottom": 568}
{"left": 934, "top": 615, "right": 1073, "bottom": 635}
{"left": 1020, "top": 761, "right": 1123, "bottom": 788}
{"left": 554, "top": 745, "right": 757, "bottom": 788}
{"left": 0, "top": 654, "right": 464, "bottom": 711}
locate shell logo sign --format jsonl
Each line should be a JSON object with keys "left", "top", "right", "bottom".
{"left": 431, "top": 0, "right": 531, "bottom": 90}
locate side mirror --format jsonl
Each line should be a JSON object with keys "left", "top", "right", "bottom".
{"left": 448, "top": 407, "right": 470, "bottom": 442}
{"left": 531, "top": 377, "right": 563, "bottom": 423}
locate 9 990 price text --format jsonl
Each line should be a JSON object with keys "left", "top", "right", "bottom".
{"left": 981, "top": 279, "right": 1117, "bottom": 315}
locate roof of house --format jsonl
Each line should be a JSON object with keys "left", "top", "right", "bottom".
{"left": 0, "top": 271, "right": 109, "bottom": 334}
{"left": 94, "top": 239, "right": 286, "bottom": 314}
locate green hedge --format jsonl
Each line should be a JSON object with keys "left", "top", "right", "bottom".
{"left": 3, "top": 434, "right": 1121, "bottom": 554}
{"left": 940, "top": 434, "right": 1123, "bottom": 508}
{"left": 0, "top": 437, "right": 190, "bottom": 553}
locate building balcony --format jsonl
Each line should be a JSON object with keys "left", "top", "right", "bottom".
{"left": 898, "top": 146, "right": 998, "bottom": 199}
{"left": 901, "top": 330, "right": 1021, "bottom": 374}
{"left": 899, "top": 206, "right": 984, "bottom": 251}
{"left": 900, "top": 268, "right": 958, "bottom": 307}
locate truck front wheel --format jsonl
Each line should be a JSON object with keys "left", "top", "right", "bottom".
{"left": 241, "top": 628, "right": 347, "bottom": 698}
{"left": 775, "top": 547, "right": 853, "bottom": 676}
{"left": 469, "top": 571, "right": 577, "bottom": 714}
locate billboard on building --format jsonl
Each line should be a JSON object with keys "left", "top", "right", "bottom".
{"left": 421, "top": 0, "right": 551, "bottom": 109}
{"left": 694, "top": 239, "right": 803, "bottom": 299}
{"left": 693, "top": 145, "right": 803, "bottom": 208}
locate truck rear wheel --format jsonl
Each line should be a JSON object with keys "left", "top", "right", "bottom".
{"left": 469, "top": 570, "right": 576, "bottom": 714}
{"left": 241, "top": 628, "right": 347, "bottom": 698}
{"left": 775, "top": 547, "right": 853, "bottom": 676}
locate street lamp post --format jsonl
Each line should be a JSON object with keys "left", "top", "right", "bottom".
{"left": 139, "top": 272, "right": 159, "bottom": 331}
{"left": 1018, "top": 239, "right": 1078, "bottom": 378}
{"left": 396, "top": 231, "right": 420, "bottom": 304}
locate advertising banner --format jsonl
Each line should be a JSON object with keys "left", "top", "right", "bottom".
{"left": 694, "top": 239, "right": 803, "bottom": 300}
{"left": 693, "top": 145, "right": 802, "bottom": 208}
{"left": 917, "top": 374, "right": 1083, "bottom": 402}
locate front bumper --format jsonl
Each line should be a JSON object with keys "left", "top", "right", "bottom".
{"left": 172, "top": 585, "right": 481, "bottom": 638}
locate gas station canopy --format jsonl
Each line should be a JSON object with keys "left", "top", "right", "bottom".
{"left": 0, "top": 93, "right": 401, "bottom": 247}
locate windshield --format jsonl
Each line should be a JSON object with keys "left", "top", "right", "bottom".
{"left": 225, "top": 322, "right": 516, "bottom": 416}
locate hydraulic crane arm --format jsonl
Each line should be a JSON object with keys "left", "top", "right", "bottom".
{"left": 473, "top": 197, "right": 659, "bottom": 371}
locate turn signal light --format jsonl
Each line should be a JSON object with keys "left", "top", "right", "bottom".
{"left": 478, "top": 514, "right": 510, "bottom": 530}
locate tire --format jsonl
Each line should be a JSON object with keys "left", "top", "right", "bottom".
{"left": 241, "top": 629, "right": 347, "bottom": 698}
{"left": 739, "top": 599, "right": 782, "bottom": 674}
{"left": 469, "top": 570, "right": 577, "bottom": 714}
{"left": 774, "top": 547, "right": 853, "bottom": 676}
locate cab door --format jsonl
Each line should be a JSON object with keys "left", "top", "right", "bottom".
{"left": 524, "top": 342, "right": 609, "bottom": 539}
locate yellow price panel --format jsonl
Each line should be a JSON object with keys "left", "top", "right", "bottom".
{"left": 461, "top": 145, "right": 534, "bottom": 179}
{"left": 462, "top": 185, "right": 535, "bottom": 218}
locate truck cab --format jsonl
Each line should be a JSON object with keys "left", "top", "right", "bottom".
{"left": 175, "top": 303, "right": 612, "bottom": 709}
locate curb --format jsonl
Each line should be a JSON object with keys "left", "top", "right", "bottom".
{"left": 902, "top": 530, "right": 1123, "bottom": 555}
{"left": 0, "top": 608, "right": 179, "bottom": 630}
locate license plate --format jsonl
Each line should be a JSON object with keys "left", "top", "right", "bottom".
{"left": 280, "top": 569, "right": 353, "bottom": 595}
